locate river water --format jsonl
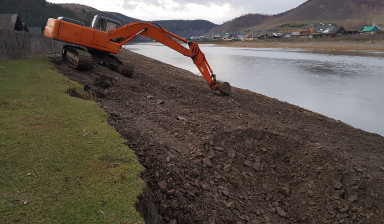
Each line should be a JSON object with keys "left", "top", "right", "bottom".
{"left": 125, "top": 43, "right": 384, "bottom": 136}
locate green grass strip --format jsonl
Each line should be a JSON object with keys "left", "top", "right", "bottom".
{"left": 0, "top": 57, "right": 144, "bottom": 223}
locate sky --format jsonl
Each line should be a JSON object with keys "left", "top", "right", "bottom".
{"left": 48, "top": 0, "right": 308, "bottom": 24}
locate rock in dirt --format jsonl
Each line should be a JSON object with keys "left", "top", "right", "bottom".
{"left": 158, "top": 180, "right": 167, "bottom": 191}
{"left": 226, "top": 201, "right": 234, "bottom": 207}
{"left": 228, "top": 149, "right": 236, "bottom": 158}
{"left": 334, "top": 180, "right": 343, "bottom": 190}
{"left": 348, "top": 193, "right": 359, "bottom": 203}
{"left": 202, "top": 158, "right": 212, "bottom": 168}
{"left": 275, "top": 206, "right": 288, "bottom": 217}
{"left": 278, "top": 186, "right": 291, "bottom": 196}
{"left": 176, "top": 116, "right": 186, "bottom": 121}
{"left": 223, "top": 164, "right": 232, "bottom": 173}
{"left": 338, "top": 204, "right": 350, "bottom": 213}
{"left": 253, "top": 162, "right": 262, "bottom": 171}
{"left": 157, "top": 100, "right": 165, "bottom": 105}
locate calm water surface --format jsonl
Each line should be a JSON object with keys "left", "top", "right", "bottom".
{"left": 125, "top": 43, "right": 384, "bottom": 136}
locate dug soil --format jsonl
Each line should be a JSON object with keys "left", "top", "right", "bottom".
{"left": 53, "top": 49, "right": 384, "bottom": 224}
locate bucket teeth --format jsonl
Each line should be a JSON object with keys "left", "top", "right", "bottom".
{"left": 217, "top": 82, "right": 231, "bottom": 95}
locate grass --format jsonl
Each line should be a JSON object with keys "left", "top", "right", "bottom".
{"left": 0, "top": 57, "right": 144, "bottom": 223}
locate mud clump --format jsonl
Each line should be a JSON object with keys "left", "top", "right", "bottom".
{"left": 94, "top": 75, "right": 116, "bottom": 89}
{"left": 54, "top": 49, "right": 384, "bottom": 224}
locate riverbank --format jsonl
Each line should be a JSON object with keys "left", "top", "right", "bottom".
{"left": 54, "top": 50, "right": 384, "bottom": 224}
{"left": 206, "top": 37, "right": 384, "bottom": 52}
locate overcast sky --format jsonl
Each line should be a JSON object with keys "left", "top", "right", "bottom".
{"left": 48, "top": 0, "right": 307, "bottom": 24}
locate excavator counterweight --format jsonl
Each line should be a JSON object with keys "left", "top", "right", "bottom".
{"left": 44, "top": 15, "right": 231, "bottom": 95}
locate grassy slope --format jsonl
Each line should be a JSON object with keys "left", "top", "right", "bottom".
{"left": 0, "top": 57, "right": 144, "bottom": 223}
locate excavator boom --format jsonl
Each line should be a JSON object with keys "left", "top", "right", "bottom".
{"left": 44, "top": 17, "right": 231, "bottom": 94}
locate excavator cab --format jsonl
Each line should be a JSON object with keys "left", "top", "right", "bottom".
{"left": 91, "top": 15, "right": 122, "bottom": 31}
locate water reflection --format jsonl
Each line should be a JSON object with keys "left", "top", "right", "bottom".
{"left": 125, "top": 43, "right": 384, "bottom": 136}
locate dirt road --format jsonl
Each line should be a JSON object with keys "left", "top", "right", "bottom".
{"left": 54, "top": 50, "right": 384, "bottom": 224}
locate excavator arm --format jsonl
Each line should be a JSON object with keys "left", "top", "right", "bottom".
{"left": 44, "top": 18, "right": 231, "bottom": 94}
{"left": 109, "top": 22, "right": 225, "bottom": 91}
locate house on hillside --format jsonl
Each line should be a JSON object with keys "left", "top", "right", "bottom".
{"left": 233, "top": 34, "right": 245, "bottom": 40}
{"left": 212, "top": 34, "right": 221, "bottom": 40}
{"left": 219, "top": 33, "right": 230, "bottom": 39}
{"left": 361, "top": 26, "right": 381, "bottom": 34}
{"left": 0, "top": 14, "right": 29, "bottom": 32}
{"left": 313, "top": 26, "right": 345, "bottom": 38}
{"left": 212, "top": 33, "right": 230, "bottom": 40}
{"left": 343, "top": 26, "right": 361, "bottom": 35}
{"left": 244, "top": 35, "right": 254, "bottom": 41}
{"left": 291, "top": 31, "right": 301, "bottom": 37}
{"left": 325, "top": 26, "right": 346, "bottom": 37}
{"left": 272, "top": 33, "right": 283, "bottom": 38}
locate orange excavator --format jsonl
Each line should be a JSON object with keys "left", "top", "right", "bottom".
{"left": 44, "top": 15, "right": 231, "bottom": 95}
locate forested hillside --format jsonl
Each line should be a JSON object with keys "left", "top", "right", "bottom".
{"left": 0, "top": 0, "right": 216, "bottom": 38}
{"left": 208, "top": 13, "right": 270, "bottom": 34}
{"left": 58, "top": 4, "right": 139, "bottom": 25}
{"left": 0, "top": 0, "right": 80, "bottom": 26}
{"left": 153, "top": 20, "right": 217, "bottom": 38}
{"left": 210, "top": 0, "right": 384, "bottom": 34}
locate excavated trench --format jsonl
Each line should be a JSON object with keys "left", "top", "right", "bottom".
{"left": 54, "top": 50, "right": 384, "bottom": 224}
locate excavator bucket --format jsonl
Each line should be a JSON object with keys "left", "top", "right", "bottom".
{"left": 217, "top": 82, "right": 231, "bottom": 95}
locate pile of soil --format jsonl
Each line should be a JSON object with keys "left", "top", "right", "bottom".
{"left": 53, "top": 49, "right": 384, "bottom": 224}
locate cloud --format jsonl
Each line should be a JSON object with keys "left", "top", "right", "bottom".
{"left": 48, "top": 0, "right": 307, "bottom": 24}
{"left": 121, "top": 0, "right": 246, "bottom": 23}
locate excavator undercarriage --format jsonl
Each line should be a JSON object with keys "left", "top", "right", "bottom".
{"left": 62, "top": 46, "right": 134, "bottom": 77}
{"left": 44, "top": 15, "right": 231, "bottom": 95}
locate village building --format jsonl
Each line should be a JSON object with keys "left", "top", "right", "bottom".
{"left": 325, "top": 26, "right": 346, "bottom": 37}
{"left": 0, "top": 14, "right": 29, "bottom": 32}
{"left": 212, "top": 33, "right": 230, "bottom": 40}
{"left": 343, "top": 26, "right": 361, "bottom": 35}
{"left": 361, "top": 26, "right": 381, "bottom": 34}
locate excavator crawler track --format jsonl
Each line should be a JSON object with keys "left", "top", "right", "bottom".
{"left": 106, "top": 54, "right": 134, "bottom": 78}
{"left": 90, "top": 51, "right": 134, "bottom": 78}
{"left": 62, "top": 46, "right": 93, "bottom": 70}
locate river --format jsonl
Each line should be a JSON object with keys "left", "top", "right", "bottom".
{"left": 124, "top": 43, "right": 384, "bottom": 136}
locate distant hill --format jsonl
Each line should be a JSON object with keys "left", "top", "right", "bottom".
{"left": 58, "top": 4, "right": 140, "bottom": 25}
{"left": 59, "top": 4, "right": 216, "bottom": 38}
{"left": 60, "top": 4, "right": 216, "bottom": 38}
{"left": 209, "top": 13, "right": 270, "bottom": 34}
{"left": 210, "top": 0, "right": 384, "bottom": 34}
{"left": 152, "top": 20, "right": 217, "bottom": 38}
{"left": 0, "top": 0, "right": 79, "bottom": 27}
{"left": 0, "top": 0, "right": 216, "bottom": 38}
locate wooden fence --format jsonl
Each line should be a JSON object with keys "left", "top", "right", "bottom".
{"left": 0, "top": 30, "right": 63, "bottom": 62}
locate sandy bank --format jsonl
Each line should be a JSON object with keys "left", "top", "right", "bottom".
{"left": 208, "top": 37, "right": 384, "bottom": 52}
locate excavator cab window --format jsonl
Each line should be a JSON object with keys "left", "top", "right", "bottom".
{"left": 57, "top": 17, "right": 84, "bottom": 26}
{"left": 91, "top": 15, "right": 122, "bottom": 32}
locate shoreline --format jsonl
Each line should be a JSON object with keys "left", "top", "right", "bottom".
{"left": 202, "top": 38, "right": 384, "bottom": 52}
{"left": 55, "top": 50, "right": 384, "bottom": 223}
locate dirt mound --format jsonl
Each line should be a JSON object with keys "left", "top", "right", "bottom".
{"left": 53, "top": 50, "right": 384, "bottom": 224}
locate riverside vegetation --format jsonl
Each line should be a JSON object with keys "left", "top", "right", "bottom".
{"left": 0, "top": 57, "right": 144, "bottom": 223}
